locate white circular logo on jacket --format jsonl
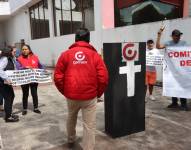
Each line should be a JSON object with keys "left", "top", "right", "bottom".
{"left": 32, "top": 60, "right": 36, "bottom": 64}
{"left": 75, "top": 51, "right": 85, "bottom": 61}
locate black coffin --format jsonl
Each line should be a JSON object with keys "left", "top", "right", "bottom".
{"left": 103, "top": 42, "right": 146, "bottom": 138}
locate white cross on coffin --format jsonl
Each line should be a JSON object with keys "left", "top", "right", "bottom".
{"left": 119, "top": 61, "right": 141, "bottom": 97}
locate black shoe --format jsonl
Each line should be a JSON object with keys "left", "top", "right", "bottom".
{"left": 67, "top": 142, "right": 75, "bottom": 149}
{"left": 180, "top": 105, "right": 189, "bottom": 111}
{"left": 11, "top": 114, "right": 19, "bottom": 119}
{"left": 22, "top": 110, "right": 27, "bottom": 115}
{"left": 167, "top": 103, "right": 179, "bottom": 109}
{"left": 5, "top": 116, "right": 19, "bottom": 122}
{"left": 34, "top": 109, "right": 41, "bottom": 114}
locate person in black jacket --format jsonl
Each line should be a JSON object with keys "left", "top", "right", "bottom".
{"left": 0, "top": 47, "right": 19, "bottom": 122}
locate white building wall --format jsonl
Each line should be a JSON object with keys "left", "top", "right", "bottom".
{"left": 30, "top": 0, "right": 103, "bottom": 66}
{"left": 3, "top": 9, "right": 30, "bottom": 46}
{"left": 0, "top": 23, "right": 5, "bottom": 48}
{"left": 102, "top": 18, "right": 191, "bottom": 45}
{"left": 0, "top": 2, "right": 10, "bottom": 15}
{"left": 190, "top": 0, "right": 191, "bottom": 16}
{"left": 9, "top": 0, "right": 33, "bottom": 13}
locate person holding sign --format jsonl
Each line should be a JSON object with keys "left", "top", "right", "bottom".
{"left": 156, "top": 27, "right": 189, "bottom": 111}
{"left": 0, "top": 47, "right": 19, "bottom": 122}
{"left": 17, "top": 45, "right": 43, "bottom": 115}
{"left": 54, "top": 28, "right": 108, "bottom": 150}
{"left": 146, "top": 39, "right": 160, "bottom": 101}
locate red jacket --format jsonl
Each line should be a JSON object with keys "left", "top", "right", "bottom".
{"left": 17, "top": 54, "right": 40, "bottom": 69}
{"left": 54, "top": 41, "right": 109, "bottom": 100}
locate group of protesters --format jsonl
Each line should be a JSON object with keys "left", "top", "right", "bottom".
{"left": 0, "top": 44, "right": 43, "bottom": 123}
{"left": 0, "top": 26, "right": 189, "bottom": 150}
{"left": 146, "top": 27, "right": 189, "bottom": 111}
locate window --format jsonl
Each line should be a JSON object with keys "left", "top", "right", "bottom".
{"left": 29, "top": 0, "right": 50, "bottom": 39}
{"left": 115, "top": 0, "right": 183, "bottom": 27}
{"left": 52, "top": 0, "right": 94, "bottom": 36}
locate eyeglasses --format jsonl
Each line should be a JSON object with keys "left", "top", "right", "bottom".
{"left": 22, "top": 48, "right": 28, "bottom": 50}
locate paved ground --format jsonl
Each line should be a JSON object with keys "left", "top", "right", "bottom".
{"left": 0, "top": 84, "right": 191, "bottom": 150}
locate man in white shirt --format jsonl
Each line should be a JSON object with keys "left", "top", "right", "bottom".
{"left": 146, "top": 39, "right": 160, "bottom": 101}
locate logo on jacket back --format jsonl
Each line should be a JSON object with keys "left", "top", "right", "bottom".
{"left": 73, "top": 51, "right": 87, "bottom": 64}
{"left": 32, "top": 60, "right": 36, "bottom": 65}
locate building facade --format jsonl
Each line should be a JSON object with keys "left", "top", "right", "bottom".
{"left": 0, "top": 0, "right": 191, "bottom": 68}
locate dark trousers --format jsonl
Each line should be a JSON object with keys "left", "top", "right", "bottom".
{"left": 0, "top": 85, "right": 15, "bottom": 118}
{"left": 172, "top": 97, "right": 187, "bottom": 106}
{"left": 0, "top": 93, "right": 3, "bottom": 105}
{"left": 21, "top": 83, "right": 38, "bottom": 110}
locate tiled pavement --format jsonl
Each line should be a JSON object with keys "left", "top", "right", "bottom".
{"left": 0, "top": 84, "right": 191, "bottom": 150}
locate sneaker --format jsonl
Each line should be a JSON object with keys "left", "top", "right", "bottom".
{"left": 22, "top": 110, "right": 27, "bottom": 115}
{"left": 167, "top": 103, "right": 179, "bottom": 109}
{"left": 5, "top": 116, "right": 19, "bottom": 122}
{"left": 11, "top": 114, "right": 19, "bottom": 119}
{"left": 149, "top": 95, "right": 156, "bottom": 101}
{"left": 0, "top": 105, "right": 4, "bottom": 111}
{"left": 34, "top": 109, "right": 41, "bottom": 114}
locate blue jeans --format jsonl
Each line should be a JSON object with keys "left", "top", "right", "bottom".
{"left": 0, "top": 93, "right": 3, "bottom": 105}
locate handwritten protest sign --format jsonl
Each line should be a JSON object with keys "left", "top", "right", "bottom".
{"left": 146, "top": 51, "right": 163, "bottom": 66}
{"left": 5, "top": 69, "right": 52, "bottom": 86}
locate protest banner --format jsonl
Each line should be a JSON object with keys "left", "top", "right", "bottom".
{"left": 5, "top": 69, "right": 52, "bottom": 86}
{"left": 163, "top": 46, "right": 191, "bottom": 98}
{"left": 146, "top": 50, "right": 163, "bottom": 66}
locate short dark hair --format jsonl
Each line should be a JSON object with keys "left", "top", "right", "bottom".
{"left": 0, "top": 47, "right": 13, "bottom": 58}
{"left": 75, "top": 28, "right": 90, "bottom": 43}
{"left": 147, "top": 39, "right": 154, "bottom": 44}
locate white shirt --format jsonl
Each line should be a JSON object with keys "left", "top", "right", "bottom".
{"left": 0, "top": 57, "right": 9, "bottom": 80}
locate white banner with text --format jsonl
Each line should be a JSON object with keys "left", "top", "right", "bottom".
{"left": 146, "top": 50, "right": 163, "bottom": 66}
{"left": 6, "top": 69, "right": 52, "bottom": 86}
{"left": 163, "top": 46, "right": 191, "bottom": 98}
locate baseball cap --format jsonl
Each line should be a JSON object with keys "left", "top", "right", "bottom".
{"left": 172, "top": 29, "right": 183, "bottom": 36}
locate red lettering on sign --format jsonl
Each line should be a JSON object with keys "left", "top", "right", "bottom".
{"left": 180, "top": 60, "right": 191, "bottom": 66}
{"left": 180, "top": 60, "right": 185, "bottom": 66}
{"left": 168, "top": 52, "right": 173, "bottom": 58}
{"left": 187, "top": 60, "right": 191, "bottom": 66}
{"left": 169, "top": 51, "right": 191, "bottom": 58}
{"left": 180, "top": 51, "right": 187, "bottom": 57}
{"left": 174, "top": 52, "right": 179, "bottom": 57}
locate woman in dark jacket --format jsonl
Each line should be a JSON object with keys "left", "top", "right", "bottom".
{"left": 0, "top": 47, "right": 19, "bottom": 122}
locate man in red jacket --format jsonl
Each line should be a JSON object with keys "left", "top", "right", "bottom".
{"left": 54, "top": 28, "right": 108, "bottom": 150}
